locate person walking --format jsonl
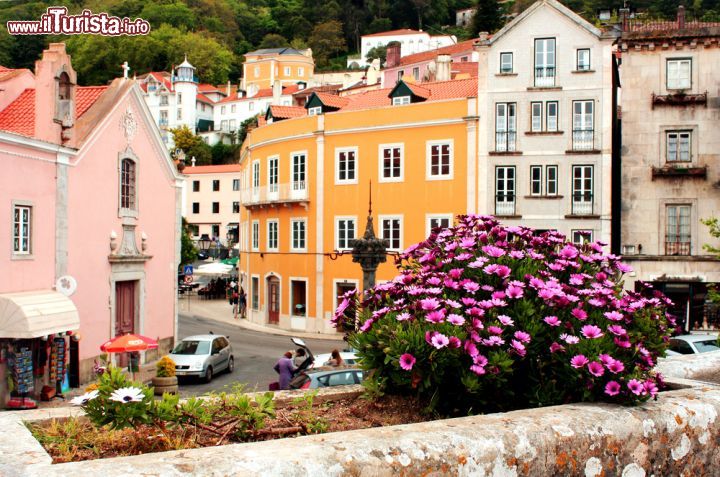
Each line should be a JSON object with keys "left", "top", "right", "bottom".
{"left": 273, "top": 351, "right": 296, "bottom": 390}
{"left": 239, "top": 287, "right": 247, "bottom": 318}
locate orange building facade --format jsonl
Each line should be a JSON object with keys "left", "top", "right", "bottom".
{"left": 238, "top": 79, "right": 478, "bottom": 333}
{"left": 242, "top": 48, "right": 315, "bottom": 91}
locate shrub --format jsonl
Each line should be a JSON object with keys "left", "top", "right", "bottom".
{"left": 156, "top": 356, "right": 177, "bottom": 378}
{"left": 337, "top": 215, "right": 673, "bottom": 414}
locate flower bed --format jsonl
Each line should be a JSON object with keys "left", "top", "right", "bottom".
{"left": 336, "top": 215, "right": 673, "bottom": 413}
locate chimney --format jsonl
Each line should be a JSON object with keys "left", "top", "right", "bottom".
{"left": 478, "top": 31, "right": 489, "bottom": 42}
{"left": 34, "top": 43, "right": 77, "bottom": 145}
{"left": 272, "top": 80, "right": 282, "bottom": 105}
{"left": 191, "top": 157, "right": 196, "bottom": 167}
{"left": 367, "top": 59, "right": 380, "bottom": 85}
{"left": 343, "top": 73, "right": 351, "bottom": 89}
{"left": 386, "top": 43, "right": 401, "bottom": 68}
{"left": 436, "top": 54, "right": 451, "bottom": 82}
{"left": 226, "top": 81, "right": 231, "bottom": 96}
{"left": 677, "top": 5, "right": 686, "bottom": 29}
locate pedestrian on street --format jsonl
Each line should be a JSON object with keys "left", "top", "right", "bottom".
{"left": 273, "top": 351, "right": 296, "bottom": 390}
{"left": 293, "top": 348, "right": 306, "bottom": 368}
{"left": 231, "top": 285, "right": 239, "bottom": 319}
{"left": 239, "top": 287, "right": 247, "bottom": 319}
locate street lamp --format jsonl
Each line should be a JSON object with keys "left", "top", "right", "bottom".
{"left": 350, "top": 181, "right": 388, "bottom": 291}
{"left": 199, "top": 234, "right": 211, "bottom": 250}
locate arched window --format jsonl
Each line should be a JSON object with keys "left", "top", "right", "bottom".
{"left": 58, "top": 72, "right": 72, "bottom": 100}
{"left": 120, "top": 158, "right": 136, "bottom": 210}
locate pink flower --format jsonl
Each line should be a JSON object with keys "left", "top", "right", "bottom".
{"left": 559, "top": 244, "right": 579, "bottom": 259}
{"left": 498, "top": 315, "right": 514, "bottom": 326}
{"left": 607, "top": 325, "right": 627, "bottom": 336}
{"left": 604, "top": 311, "right": 624, "bottom": 321}
{"left": 483, "top": 336, "right": 504, "bottom": 347}
{"left": 396, "top": 312, "right": 412, "bottom": 321}
{"left": 643, "top": 380, "right": 659, "bottom": 397}
{"left": 448, "top": 268, "right": 464, "bottom": 279}
{"left": 614, "top": 337, "right": 632, "bottom": 348}
{"left": 598, "top": 353, "right": 613, "bottom": 365}
{"left": 570, "top": 354, "right": 589, "bottom": 369}
{"left": 616, "top": 262, "right": 633, "bottom": 273}
{"left": 627, "top": 379, "right": 644, "bottom": 395}
{"left": 544, "top": 316, "right": 561, "bottom": 327}
{"left": 445, "top": 299, "right": 462, "bottom": 309}
{"left": 514, "top": 330, "right": 531, "bottom": 343}
{"left": 495, "top": 265, "right": 511, "bottom": 279}
{"left": 399, "top": 353, "right": 416, "bottom": 371}
{"left": 606, "top": 359, "right": 625, "bottom": 374}
{"left": 464, "top": 341, "right": 479, "bottom": 357}
{"left": 587, "top": 361, "right": 605, "bottom": 377}
{"left": 468, "top": 258, "right": 488, "bottom": 268}
{"left": 473, "top": 354, "right": 488, "bottom": 367}
{"left": 571, "top": 308, "right": 588, "bottom": 321}
{"left": 430, "top": 333, "right": 450, "bottom": 349}
{"left": 491, "top": 291, "right": 506, "bottom": 300}
{"left": 425, "top": 310, "right": 446, "bottom": 323}
{"left": 569, "top": 274, "right": 585, "bottom": 285}
{"left": 605, "top": 381, "right": 621, "bottom": 396}
{"left": 426, "top": 276, "right": 442, "bottom": 286}
{"left": 560, "top": 334, "right": 580, "bottom": 345}
{"left": 359, "top": 318, "right": 375, "bottom": 332}
{"left": 482, "top": 245, "right": 505, "bottom": 257}
{"left": 550, "top": 342, "right": 565, "bottom": 353}
{"left": 510, "top": 340, "right": 526, "bottom": 357}
{"left": 506, "top": 285, "right": 524, "bottom": 299}
{"left": 461, "top": 297, "right": 477, "bottom": 306}
{"left": 487, "top": 326, "right": 503, "bottom": 335}
{"left": 447, "top": 313, "right": 465, "bottom": 326}
{"left": 470, "top": 364, "right": 486, "bottom": 375}
{"left": 448, "top": 336, "right": 462, "bottom": 348}
{"left": 420, "top": 297, "right": 441, "bottom": 311}
{"left": 462, "top": 281, "right": 480, "bottom": 293}
{"left": 581, "top": 325, "right": 604, "bottom": 339}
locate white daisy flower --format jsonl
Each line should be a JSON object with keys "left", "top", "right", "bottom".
{"left": 70, "top": 389, "right": 99, "bottom": 406}
{"left": 109, "top": 386, "right": 145, "bottom": 403}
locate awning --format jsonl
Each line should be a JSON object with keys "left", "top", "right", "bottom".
{"left": 0, "top": 290, "right": 80, "bottom": 339}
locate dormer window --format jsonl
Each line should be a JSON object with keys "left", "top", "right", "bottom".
{"left": 392, "top": 96, "right": 410, "bottom": 105}
{"left": 388, "top": 80, "right": 429, "bottom": 106}
{"left": 308, "top": 106, "right": 322, "bottom": 116}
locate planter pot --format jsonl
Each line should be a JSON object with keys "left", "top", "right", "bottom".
{"left": 152, "top": 376, "right": 178, "bottom": 395}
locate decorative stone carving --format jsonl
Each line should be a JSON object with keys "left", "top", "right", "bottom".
{"left": 119, "top": 107, "right": 137, "bottom": 144}
{"left": 110, "top": 230, "right": 118, "bottom": 253}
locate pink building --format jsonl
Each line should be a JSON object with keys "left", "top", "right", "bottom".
{"left": 382, "top": 39, "right": 479, "bottom": 87}
{"left": 0, "top": 44, "right": 181, "bottom": 407}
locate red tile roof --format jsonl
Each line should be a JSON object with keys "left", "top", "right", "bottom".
{"left": 268, "top": 105, "right": 306, "bottom": 119}
{"left": 315, "top": 91, "right": 349, "bottom": 109}
{"left": 183, "top": 164, "right": 242, "bottom": 174}
{"left": 364, "top": 29, "right": 423, "bottom": 38}
{"left": 196, "top": 93, "right": 214, "bottom": 104}
{"left": 451, "top": 62, "right": 479, "bottom": 78}
{"left": 217, "top": 84, "right": 301, "bottom": 104}
{"left": 406, "top": 83, "right": 431, "bottom": 99}
{"left": 398, "top": 39, "right": 478, "bottom": 66}
{"left": 0, "top": 86, "right": 109, "bottom": 138}
{"left": 0, "top": 66, "right": 31, "bottom": 82}
{"left": 340, "top": 77, "right": 477, "bottom": 111}
{"left": 198, "top": 83, "right": 221, "bottom": 93}
{"left": 0, "top": 89, "right": 35, "bottom": 136}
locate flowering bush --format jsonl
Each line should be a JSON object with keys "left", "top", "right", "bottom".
{"left": 336, "top": 215, "right": 673, "bottom": 413}
{"left": 156, "top": 355, "right": 177, "bottom": 378}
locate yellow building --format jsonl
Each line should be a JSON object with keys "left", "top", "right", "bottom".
{"left": 242, "top": 48, "right": 315, "bottom": 91}
{"left": 238, "top": 78, "right": 478, "bottom": 333}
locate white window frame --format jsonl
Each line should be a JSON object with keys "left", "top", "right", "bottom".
{"left": 335, "top": 216, "right": 357, "bottom": 251}
{"left": 426, "top": 140, "right": 454, "bottom": 180}
{"left": 426, "top": 214, "right": 452, "bottom": 237}
{"left": 251, "top": 274, "right": 260, "bottom": 311}
{"left": 392, "top": 96, "right": 411, "bottom": 105}
{"left": 267, "top": 219, "right": 279, "bottom": 252}
{"left": 571, "top": 165, "right": 594, "bottom": 215}
{"left": 530, "top": 165, "right": 543, "bottom": 196}
{"left": 298, "top": 67, "right": 304, "bottom": 76}
{"left": 251, "top": 220, "right": 260, "bottom": 251}
{"left": 500, "top": 52, "right": 513, "bottom": 74}
{"left": 546, "top": 101, "right": 558, "bottom": 132}
{"left": 546, "top": 165, "right": 558, "bottom": 196}
{"left": 378, "top": 143, "right": 404, "bottom": 183}
{"left": 233, "top": 179, "right": 240, "bottom": 191}
{"left": 231, "top": 104, "right": 236, "bottom": 113}
{"left": 12, "top": 202, "right": 32, "bottom": 256}
{"left": 252, "top": 160, "right": 260, "bottom": 194}
{"left": 666, "top": 130, "right": 692, "bottom": 162}
{"left": 308, "top": 106, "right": 322, "bottom": 116}
{"left": 531, "top": 102, "right": 542, "bottom": 132}
{"left": 284, "top": 66, "right": 291, "bottom": 76}
{"left": 290, "top": 218, "right": 307, "bottom": 252}
{"left": 571, "top": 229, "right": 593, "bottom": 245}
{"left": 335, "top": 147, "right": 358, "bottom": 185}
{"left": 267, "top": 155, "right": 279, "bottom": 195}
{"left": 576, "top": 48, "right": 591, "bottom": 71}
{"left": 380, "top": 215, "right": 403, "bottom": 252}
{"left": 666, "top": 58, "right": 691, "bottom": 90}
{"left": 495, "top": 103, "right": 517, "bottom": 152}
{"left": 290, "top": 150, "right": 307, "bottom": 194}
{"left": 495, "top": 166, "right": 516, "bottom": 216}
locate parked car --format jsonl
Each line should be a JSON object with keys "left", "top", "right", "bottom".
{"left": 292, "top": 368, "right": 365, "bottom": 389}
{"left": 169, "top": 334, "right": 234, "bottom": 382}
{"left": 312, "top": 351, "right": 359, "bottom": 368}
{"left": 666, "top": 334, "right": 720, "bottom": 356}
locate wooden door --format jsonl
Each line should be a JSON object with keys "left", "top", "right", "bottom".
{"left": 115, "top": 281, "right": 136, "bottom": 367}
{"left": 268, "top": 278, "right": 279, "bottom": 324}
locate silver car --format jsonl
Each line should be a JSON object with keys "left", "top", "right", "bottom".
{"left": 169, "top": 334, "right": 234, "bottom": 382}
{"left": 666, "top": 334, "right": 720, "bottom": 356}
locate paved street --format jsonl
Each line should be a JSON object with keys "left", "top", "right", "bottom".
{"left": 176, "top": 313, "right": 345, "bottom": 396}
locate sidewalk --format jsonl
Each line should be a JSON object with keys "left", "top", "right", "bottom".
{"left": 178, "top": 294, "right": 345, "bottom": 342}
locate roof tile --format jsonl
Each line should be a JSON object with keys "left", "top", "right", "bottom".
{"left": 364, "top": 29, "right": 423, "bottom": 38}
{"left": 269, "top": 105, "right": 306, "bottom": 119}
{"left": 398, "top": 39, "right": 477, "bottom": 66}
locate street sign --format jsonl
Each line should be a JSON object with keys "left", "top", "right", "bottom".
{"left": 183, "top": 275, "right": 193, "bottom": 284}
{"left": 183, "top": 265, "right": 193, "bottom": 276}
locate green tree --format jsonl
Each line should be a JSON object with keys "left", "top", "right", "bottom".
{"left": 237, "top": 115, "right": 259, "bottom": 146}
{"left": 0, "top": 26, "right": 14, "bottom": 66}
{"left": 211, "top": 142, "right": 238, "bottom": 165}
{"left": 308, "top": 20, "right": 347, "bottom": 67}
{"left": 471, "top": 0, "right": 504, "bottom": 34}
{"left": 180, "top": 217, "right": 198, "bottom": 266}
{"left": 701, "top": 217, "right": 720, "bottom": 305}
{"left": 170, "top": 125, "right": 212, "bottom": 165}
{"left": 259, "top": 33, "right": 290, "bottom": 49}
{"left": 139, "top": 2, "right": 197, "bottom": 29}
{"left": 367, "top": 17, "right": 392, "bottom": 34}
{"left": 365, "top": 45, "right": 388, "bottom": 65}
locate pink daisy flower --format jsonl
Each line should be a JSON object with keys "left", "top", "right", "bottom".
{"left": 470, "top": 364, "right": 486, "bottom": 375}
{"left": 544, "top": 316, "right": 561, "bottom": 327}
{"left": 510, "top": 340, "right": 526, "bottom": 357}
{"left": 448, "top": 336, "right": 462, "bottom": 348}
{"left": 482, "top": 245, "right": 505, "bottom": 257}
{"left": 627, "top": 379, "right": 644, "bottom": 395}
{"left": 425, "top": 310, "right": 446, "bottom": 323}
{"left": 606, "top": 360, "right": 625, "bottom": 374}
{"left": 587, "top": 361, "right": 605, "bottom": 377}
{"left": 430, "top": 333, "right": 450, "bottom": 349}
{"left": 605, "top": 381, "right": 621, "bottom": 396}
{"left": 581, "top": 325, "right": 604, "bottom": 339}
{"left": 570, "top": 354, "right": 589, "bottom": 369}
{"left": 607, "top": 325, "right": 627, "bottom": 336}
{"left": 604, "top": 310, "right": 624, "bottom": 321}
{"left": 514, "top": 330, "right": 531, "bottom": 343}
{"left": 399, "top": 353, "right": 416, "bottom": 371}
{"left": 487, "top": 326, "right": 503, "bottom": 335}
{"left": 571, "top": 308, "right": 588, "bottom": 321}
{"left": 498, "top": 315, "right": 514, "bottom": 326}
{"left": 447, "top": 313, "right": 465, "bottom": 326}
{"left": 506, "top": 285, "right": 524, "bottom": 299}
{"left": 396, "top": 312, "right": 412, "bottom": 321}
{"left": 420, "top": 297, "right": 441, "bottom": 311}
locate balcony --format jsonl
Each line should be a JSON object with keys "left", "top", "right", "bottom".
{"left": 652, "top": 165, "right": 707, "bottom": 179}
{"left": 534, "top": 67, "right": 556, "bottom": 87}
{"left": 242, "top": 182, "right": 309, "bottom": 209}
{"left": 571, "top": 192, "right": 594, "bottom": 216}
{"left": 495, "top": 194, "right": 516, "bottom": 216}
{"left": 652, "top": 91, "right": 707, "bottom": 108}
{"left": 495, "top": 131, "right": 517, "bottom": 153}
{"left": 665, "top": 241, "right": 691, "bottom": 256}
{"left": 571, "top": 130, "right": 595, "bottom": 152}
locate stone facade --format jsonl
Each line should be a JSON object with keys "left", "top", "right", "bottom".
{"left": 618, "top": 23, "right": 720, "bottom": 331}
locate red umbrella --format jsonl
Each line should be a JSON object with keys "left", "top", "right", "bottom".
{"left": 101, "top": 333, "right": 158, "bottom": 352}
